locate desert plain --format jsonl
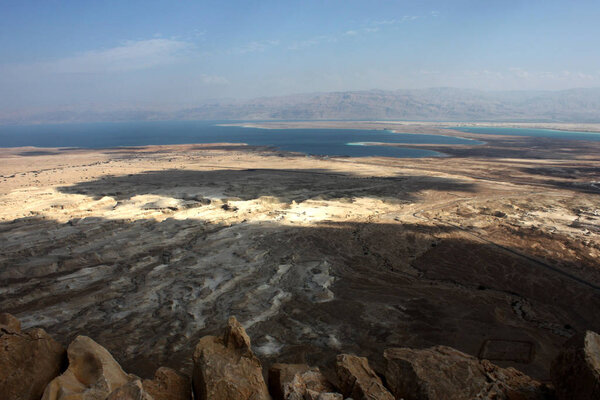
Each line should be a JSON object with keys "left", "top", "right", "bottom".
{"left": 1, "top": 122, "right": 599, "bottom": 383}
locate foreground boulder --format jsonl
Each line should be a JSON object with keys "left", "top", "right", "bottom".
{"left": 0, "top": 313, "right": 66, "bottom": 400}
{"left": 106, "top": 380, "right": 153, "bottom": 400}
{"left": 550, "top": 330, "right": 600, "bottom": 400}
{"left": 42, "top": 335, "right": 136, "bottom": 400}
{"left": 335, "top": 354, "right": 394, "bottom": 400}
{"left": 304, "top": 391, "right": 342, "bottom": 400}
{"left": 268, "top": 363, "right": 334, "bottom": 400}
{"left": 384, "top": 346, "right": 551, "bottom": 400}
{"left": 0, "top": 312, "right": 21, "bottom": 332}
{"left": 142, "top": 367, "right": 191, "bottom": 400}
{"left": 192, "top": 316, "right": 271, "bottom": 400}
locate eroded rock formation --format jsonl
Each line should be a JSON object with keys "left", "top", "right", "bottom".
{"left": 4, "top": 313, "right": 600, "bottom": 400}
{"left": 192, "top": 316, "right": 271, "bottom": 400}
{"left": 105, "top": 380, "right": 153, "bottom": 400}
{"left": 335, "top": 354, "right": 394, "bottom": 400}
{"left": 0, "top": 312, "right": 21, "bottom": 332}
{"left": 142, "top": 367, "right": 191, "bottom": 400}
{"left": 42, "top": 335, "right": 137, "bottom": 400}
{"left": 268, "top": 363, "right": 335, "bottom": 400}
{"left": 384, "top": 346, "right": 551, "bottom": 400}
{"left": 550, "top": 330, "right": 600, "bottom": 400}
{"left": 0, "top": 313, "right": 66, "bottom": 400}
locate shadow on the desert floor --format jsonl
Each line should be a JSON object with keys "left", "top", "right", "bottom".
{"left": 1, "top": 213, "right": 599, "bottom": 381}
{"left": 16, "top": 150, "right": 63, "bottom": 157}
{"left": 519, "top": 166, "right": 600, "bottom": 178}
{"left": 515, "top": 166, "right": 600, "bottom": 194}
{"left": 415, "top": 135, "right": 600, "bottom": 161}
{"left": 15, "top": 148, "right": 93, "bottom": 156}
{"left": 56, "top": 168, "right": 477, "bottom": 202}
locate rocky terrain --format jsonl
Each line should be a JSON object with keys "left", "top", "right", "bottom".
{"left": 1, "top": 123, "right": 599, "bottom": 396}
{"left": 2, "top": 313, "right": 599, "bottom": 399}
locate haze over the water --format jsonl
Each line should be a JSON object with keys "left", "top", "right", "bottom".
{"left": 1, "top": 1, "right": 600, "bottom": 121}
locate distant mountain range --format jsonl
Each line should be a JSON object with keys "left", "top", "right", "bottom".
{"left": 3, "top": 87, "right": 600, "bottom": 124}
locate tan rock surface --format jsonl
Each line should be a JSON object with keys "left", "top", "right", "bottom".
{"left": 42, "top": 335, "right": 135, "bottom": 400}
{"left": 106, "top": 380, "right": 154, "bottom": 400}
{"left": 0, "top": 312, "right": 21, "bottom": 332}
{"left": 335, "top": 354, "right": 394, "bottom": 400}
{"left": 384, "top": 346, "right": 551, "bottom": 400}
{"left": 550, "top": 330, "right": 600, "bottom": 400}
{"left": 0, "top": 315, "right": 66, "bottom": 400}
{"left": 192, "top": 316, "right": 270, "bottom": 400}
{"left": 304, "top": 390, "right": 343, "bottom": 400}
{"left": 268, "top": 363, "right": 333, "bottom": 400}
{"left": 142, "top": 367, "right": 191, "bottom": 400}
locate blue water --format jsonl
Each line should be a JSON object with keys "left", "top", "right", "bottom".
{"left": 452, "top": 126, "right": 600, "bottom": 141}
{"left": 0, "top": 121, "right": 481, "bottom": 158}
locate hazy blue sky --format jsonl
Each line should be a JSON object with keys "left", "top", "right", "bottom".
{"left": 1, "top": 1, "right": 599, "bottom": 114}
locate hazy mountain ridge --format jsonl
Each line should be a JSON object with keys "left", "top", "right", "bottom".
{"left": 3, "top": 87, "right": 600, "bottom": 124}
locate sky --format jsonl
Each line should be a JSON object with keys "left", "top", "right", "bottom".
{"left": 1, "top": 0, "right": 599, "bottom": 115}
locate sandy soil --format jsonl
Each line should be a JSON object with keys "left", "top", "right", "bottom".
{"left": 1, "top": 125, "right": 599, "bottom": 382}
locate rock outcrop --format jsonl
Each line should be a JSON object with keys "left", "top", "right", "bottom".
{"left": 384, "top": 345, "right": 551, "bottom": 400}
{"left": 304, "top": 391, "right": 342, "bottom": 400}
{"left": 268, "top": 363, "right": 335, "bottom": 400}
{"left": 42, "top": 335, "right": 136, "bottom": 400}
{"left": 0, "top": 312, "right": 22, "bottom": 331}
{"left": 550, "top": 330, "right": 600, "bottom": 400}
{"left": 106, "top": 380, "right": 153, "bottom": 400}
{"left": 0, "top": 315, "right": 572, "bottom": 400}
{"left": 192, "top": 316, "right": 271, "bottom": 400}
{"left": 335, "top": 354, "right": 394, "bottom": 400}
{"left": 142, "top": 367, "right": 192, "bottom": 400}
{"left": 0, "top": 313, "right": 66, "bottom": 400}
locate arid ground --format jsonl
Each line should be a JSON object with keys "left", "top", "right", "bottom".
{"left": 1, "top": 122, "right": 599, "bottom": 383}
